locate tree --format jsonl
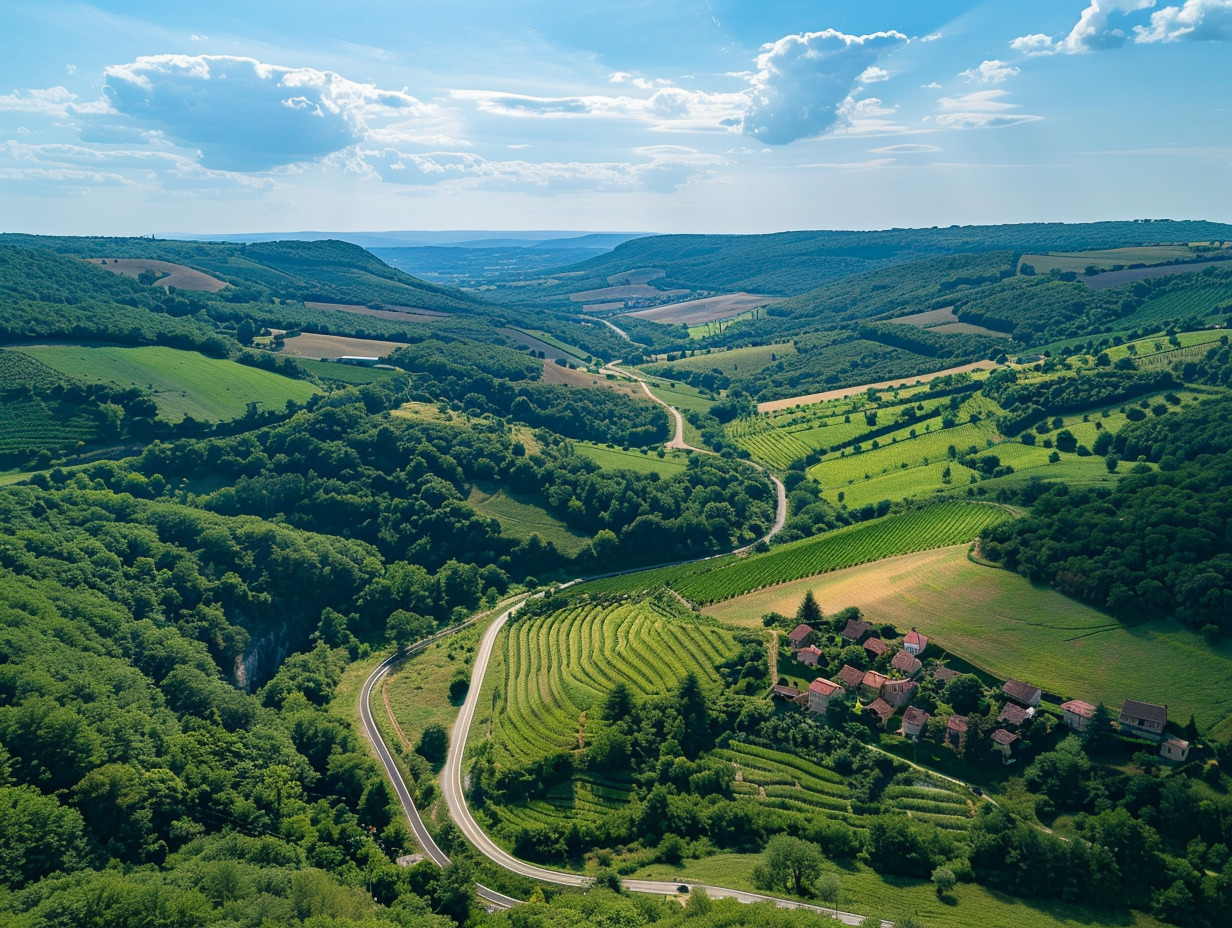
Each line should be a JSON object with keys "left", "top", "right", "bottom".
{"left": 1081, "top": 703, "right": 1115, "bottom": 753}
{"left": 815, "top": 872, "right": 840, "bottom": 915}
{"left": 795, "top": 589, "right": 823, "bottom": 627}
{"left": 931, "top": 866, "right": 957, "bottom": 897}
{"left": 417, "top": 724, "right": 448, "bottom": 769}
{"left": 752, "top": 835, "right": 824, "bottom": 896}
{"left": 387, "top": 609, "right": 433, "bottom": 650}
{"left": 943, "top": 674, "right": 984, "bottom": 715}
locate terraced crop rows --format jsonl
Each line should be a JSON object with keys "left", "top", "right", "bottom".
{"left": 673, "top": 502, "right": 1011, "bottom": 604}
{"left": 490, "top": 600, "right": 738, "bottom": 767}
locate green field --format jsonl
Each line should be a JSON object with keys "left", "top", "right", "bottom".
{"left": 23, "top": 345, "right": 320, "bottom": 423}
{"left": 647, "top": 344, "right": 795, "bottom": 378}
{"left": 641, "top": 378, "right": 715, "bottom": 415}
{"left": 572, "top": 442, "right": 691, "bottom": 476}
{"left": 1019, "top": 246, "right": 1195, "bottom": 275}
{"left": 577, "top": 502, "right": 1011, "bottom": 604}
{"left": 0, "top": 395, "right": 104, "bottom": 456}
{"left": 293, "top": 357, "right": 402, "bottom": 383}
{"left": 467, "top": 486, "right": 592, "bottom": 557}
{"left": 707, "top": 546, "right": 1232, "bottom": 737}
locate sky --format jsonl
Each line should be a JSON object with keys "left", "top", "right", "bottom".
{"left": 1, "top": 0, "right": 1230, "bottom": 235}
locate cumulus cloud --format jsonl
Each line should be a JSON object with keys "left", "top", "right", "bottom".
{"left": 743, "top": 29, "right": 909, "bottom": 144}
{"left": 859, "top": 66, "right": 891, "bottom": 83}
{"left": 960, "top": 60, "right": 1020, "bottom": 83}
{"left": 935, "top": 90, "right": 1042, "bottom": 129}
{"left": 0, "top": 86, "right": 81, "bottom": 116}
{"left": 1136, "top": 0, "right": 1232, "bottom": 41}
{"left": 102, "top": 55, "right": 425, "bottom": 171}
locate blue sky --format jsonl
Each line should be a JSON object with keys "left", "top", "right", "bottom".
{"left": 1, "top": 0, "right": 1230, "bottom": 235}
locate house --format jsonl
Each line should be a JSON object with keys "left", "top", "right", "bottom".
{"left": 991, "top": 728, "right": 1019, "bottom": 762}
{"left": 795, "top": 645, "right": 824, "bottom": 667}
{"left": 771, "top": 684, "right": 806, "bottom": 705}
{"left": 808, "top": 677, "right": 842, "bottom": 715}
{"left": 860, "top": 670, "right": 889, "bottom": 701}
{"left": 787, "top": 624, "right": 815, "bottom": 649}
{"left": 890, "top": 649, "right": 922, "bottom": 678}
{"left": 882, "top": 679, "right": 917, "bottom": 709}
{"left": 1002, "top": 679, "right": 1042, "bottom": 708}
{"left": 1120, "top": 699, "right": 1167, "bottom": 741}
{"left": 865, "top": 698, "right": 896, "bottom": 726}
{"left": 945, "top": 715, "right": 968, "bottom": 749}
{"left": 836, "top": 664, "right": 865, "bottom": 690}
{"left": 903, "top": 628, "right": 928, "bottom": 656}
{"left": 863, "top": 637, "right": 890, "bottom": 658}
{"left": 998, "top": 703, "right": 1034, "bottom": 728}
{"left": 933, "top": 664, "right": 962, "bottom": 684}
{"left": 841, "top": 618, "right": 873, "bottom": 644}
{"left": 1060, "top": 699, "right": 1096, "bottom": 733}
{"left": 900, "top": 706, "right": 930, "bottom": 741}
{"left": 1160, "top": 738, "right": 1191, "bottom": 763}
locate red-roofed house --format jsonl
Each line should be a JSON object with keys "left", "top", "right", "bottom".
{"left": 1061, "top": 700, "right": 1096, "bottom": 733}
{"left": 945, "top": 715, "right": 968, "bottom": 749}
{"left": 903, "top": 628, "right": 928, "bottom": 656}
{"left": 771, "top": 683, "right": 806, "bottom": 705}
{"left": 860, "top": 670, "right": 888, "bottom": 701}
{"left": 836, "top": 664, "right": 865, "bottom": 690}
{"left": 998, "top": 703, "right": 1034, "bottom": 728}
{"left": 882, "top": 678, "right": 917, "bottom": 709}
{"left": 808, "top": 677, "right": 842, "bottom": 715}
{"left": 865, "top": 698, "right": 896, "bottom": 726}
{"left": 991, "top": 728, "right": 1019, "bottom": 762}
{"left": 1120, "top": 699, "right": 1167, "bottom": 742}
{"left": 890, "top": 649, "right": 922, "bottom": 678}
{"left": 795, "top": 645, "right": 824, "bottom": 667}
{"left": 787, "top": 624, "right": 815, "bottom": 649}
{"left": 841, "top": 618, "right": 873, "bottom": 644}
{"left": 900, "top": 706, "right": 930, "bottom": 741}
{"left": 863, "top": 637, "right": 890, "bottom": 658}
{"left": 1002, "top": 679, "right": 1042, "bottom": 708}
{"left": 1160, "top": 738, "right": 1190, "bottom": 763}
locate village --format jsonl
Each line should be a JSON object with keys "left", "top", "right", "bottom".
{"left": 767, "top": 595, "right": 1193, "bottom": 770}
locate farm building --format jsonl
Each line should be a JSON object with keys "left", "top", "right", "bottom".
{"left": 795, "top": 645, "right": 823, "bottom": 667}
{"left": 841, "top": 618, "right": 873, "bottom": 643}
{"left": 882, "top": 679, "right": 917, "bottom": 709}
{"left": 1002, "top": 679, "right": 1042, "bottom": 708}
{"left": 865, "top": 698, "right": 896, "bottom": 727}
{"left": 946, "top": 715, "right": 968, "bottom": 749}
{"left": 991, "top": 728, "right": 1019, "bottom": 763}
{"left": 771, "top": 683, "right": 805, "bottom": 704}
{"left": 901, "top": 706, "right": 930, "bottom": 741}
{"left": 860, "top": 670, "right": 889, "bottom": 701}
{"left": 863, "top": 637, "right": 890, "bottom": 658}
{"left": 808, "top": 677, "right": 842, "bottom": 715}
{"left": 903, "top": 628, "right": 928, "bottom": 655}
{"left": 998, "top": 703, "right": 1034, "bottom": 728}
{"left": 1120, "top": 699, "right": 1167, "bottom": 741}
{"left": 1061, "top": 699, "right": 1096, "bottom": 733}
{"left": 933, "top": 664, "right": 962, "bottom": 684}
{"left": 787, "top": 624, "right": 815, "bottom": 648}
{"left": 890, "top": 649, "right": 922, "bottom": 678}
{"left": 836, "top": 664, "right": 865, "bottom": 690}
{"left": 1160, "top": 738, "right": 1191, "bottom": 762}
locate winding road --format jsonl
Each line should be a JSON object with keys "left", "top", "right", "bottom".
{"left": 359, "top": 377, "right": 886, "bottom": 924}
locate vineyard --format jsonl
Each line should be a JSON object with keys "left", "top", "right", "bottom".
{"left": 484, "top": 598, "right": 737, "bottom": 767}
{"left": 0, "top": 395, "right": 102, "bottom": 457}
{"left": 577, "top": 502, "right": 1012, "bottom": 603}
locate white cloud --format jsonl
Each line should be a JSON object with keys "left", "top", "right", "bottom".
{"left": 1136, "top": 0, "right": 1232, "bottom": 41}
{"left": 744, "top": 29, "right": 909, "bottom": 144}
{"left": 869, "top": 143, "right": 941, "bottom": 153}
{"left": 859, "top": 66, "right": 891, "bottom": 83}
{"left": 0, "top": 86, "right": 80, "bottom": 117}
{"left": 935, "top": 90, "right": 1042, "bottom": 129}
{"left": 102, "top": 54, "right": 427, "bottom": 171}
{"left": 960, "top": 60, "right": 1020, "bottom": 83}
{"left": 451, "top": 86, "right": 746, "bottom": 131}
{"left": 1013, "top": 1, "right": 1157, "bottom": 55}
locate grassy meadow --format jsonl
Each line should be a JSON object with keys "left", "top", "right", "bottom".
{"left": 24, "top": 345, "right": 320, "bottom": 423}
{"left": 572, "top": 442, "right": 692, "bottom": 476}
{"left": 467, "top": 485, "right": 593, "bottom": 557}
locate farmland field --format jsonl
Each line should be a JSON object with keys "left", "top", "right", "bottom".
{"left": 572, "top": 442, "right": 691, "bottom": 476}
{"left": 294, "top": 357, "right": 401, "bottom": 384}
{"left": 646, "top": 343, "right": 795, "bottom": 378}
{"left": 87, "top": 257, "right": 230, "bottom": 291}
{"left": 278, "top": 332, "right": 405, "bottom": 360}
{"left": 706, "top": 546, "right": 1232, "bottom": 736}
{"left": 0, "top": 395, "right": 102, "bottom": 456}
{"left": 625, "top": 292, "right": 777, "bottom": 325}
{"left": 466, "top": 486, "right": 592, "bottom": 557}
{"left": 304, "top": 301, "right": 450, "bottom": 321}
{"left": 758, "top": 361, "right": 1001, "bottom": 413}
{"left": 500, "top": 327, "right": 591, "bottom": 362}
{"left": 1018, "top": 246, "right": 1196, "bottom": 275}
{"left": 23, "top": 345, "right": 320, "bottom": 423}
{"left": 541, "top": 361, "right": 644, "bottom": 398}
{"left": 577, "top": 502, "right": 1011, "bottom": 603}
